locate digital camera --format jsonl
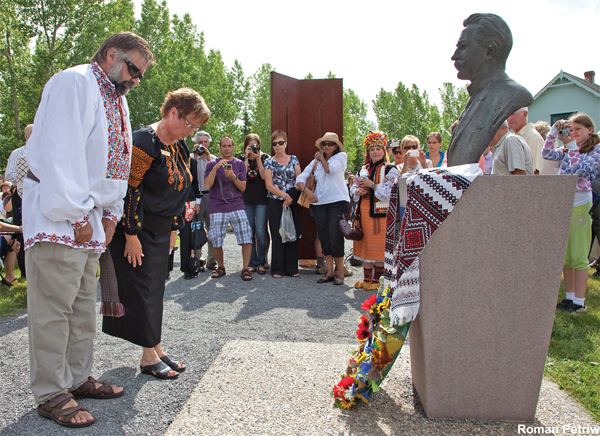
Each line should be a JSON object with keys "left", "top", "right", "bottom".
{"left": 251, "top": 145, "right": 260, "bottom": 154}
{"left": 559, "top": 126, "right": 570, "bottom": 137}
{"left": 194, "top": 145, "right": 206, "bottom": 155}
{"left": 224, "top": 163, "right": 232, "bottom": 170}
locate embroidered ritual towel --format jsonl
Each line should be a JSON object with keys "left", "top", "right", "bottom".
{"left": 389, "top": 164, "right": 481, "bottom": 326}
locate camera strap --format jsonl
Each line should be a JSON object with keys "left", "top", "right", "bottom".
{"left": 217, "top": 165, "right": 236, "bottom": 204}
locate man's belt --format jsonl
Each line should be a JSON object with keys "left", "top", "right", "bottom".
{"left": 26, "top": 170, "right": 39, "bottom": 183}
{"left": 201, "top": 190, "right": 209, "bottom": 194}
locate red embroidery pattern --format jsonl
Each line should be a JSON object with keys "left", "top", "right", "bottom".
{"left": 129, "top": 145, "right": 153, "bottom": 188}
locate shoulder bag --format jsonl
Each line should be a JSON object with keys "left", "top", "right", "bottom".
{"left": 298, "top": 160, "right": 318, "bottom": 209}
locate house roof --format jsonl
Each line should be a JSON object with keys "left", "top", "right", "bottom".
{"left": 533, "top": 71, "right": 600, "bottom": 100}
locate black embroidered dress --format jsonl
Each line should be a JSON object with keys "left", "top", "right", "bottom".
{"left": 103, "top": 126, "right": 192, "bottom": 347}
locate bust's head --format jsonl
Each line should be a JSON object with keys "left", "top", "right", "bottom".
{"left": 451, "top": 13, "right": 512, "bottom": 82}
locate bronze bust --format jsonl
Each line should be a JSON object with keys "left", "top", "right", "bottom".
{"left": 446, "top": 13, "right": 533, "bottom": 166}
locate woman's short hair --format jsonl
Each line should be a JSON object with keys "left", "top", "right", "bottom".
{"left": 160, "top": 88, "right": 210, "bottom": 125}
{"left": 569, "top": 113, "right": 600, "bottom": 154}
{"left": 91, "top": 32, "right": 154, "bottom": 66}
{"left": 427, "top": 132, "right": 442, "bottom": 143}
{"left": 533, "top": 121, "right": 551, "bottom": 140}
{"left": 271, "top": 130, "right": 287, "bottom": 143}
{"left": 401, "top": 135, "right": 421, "bottom": 151}
{"left": 244, "top": 133, "right": 261, "bottom": 149}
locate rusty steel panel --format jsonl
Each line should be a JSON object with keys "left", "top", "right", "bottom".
{"left": 271, "top": 72, "right": 344, "bottom": 259}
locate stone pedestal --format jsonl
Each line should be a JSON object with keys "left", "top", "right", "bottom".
{"left": 409, "top": 175, "right": 577, "bottom": 421}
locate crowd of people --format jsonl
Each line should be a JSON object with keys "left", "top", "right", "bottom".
{"left": 1, "top": 29, "right": 599, "bottom": 429}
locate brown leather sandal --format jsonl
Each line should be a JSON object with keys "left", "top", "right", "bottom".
{"left": 211, "top": 266, "right": 226, "bottom": 278}
{"left": 241, "top": 268, "right": 253, "bottom": 281}
{"left": 71, "top": 376, "right": 124, "bottom": 399}
{"left": 37, "top": 392, "right": 96, "bottom": 428}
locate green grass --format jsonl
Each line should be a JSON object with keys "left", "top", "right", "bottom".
{"left": 546, "top": 268, "right": 600, "bottom": 422}
{"left": 0, "top": 265, "right": 27, "bottom": 318}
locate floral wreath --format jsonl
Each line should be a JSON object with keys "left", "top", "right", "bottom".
{"left": 331, "top": 282, "right": 409, "bottom": 409}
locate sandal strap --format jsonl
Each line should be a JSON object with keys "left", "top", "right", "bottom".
{"left": 71, "top": 376, "right": 115, "bottom": 397}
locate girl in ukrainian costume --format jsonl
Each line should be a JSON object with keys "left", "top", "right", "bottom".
{"left": 103, "top": 88, "right": 210, "bottom": 379}
{"left": 350, "top": 131, "right": 399, "bottom": 291}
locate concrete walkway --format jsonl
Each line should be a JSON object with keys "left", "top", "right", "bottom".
{"left": 0, "top": 236, "right": 597, "bottom": 435}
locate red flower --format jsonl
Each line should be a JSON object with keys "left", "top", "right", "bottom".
{"left": 333, "top": 377, "right": 355, "bottom": 399}
{"left": 361, "top": 295, "right": 377, "bottom": 311}
{"left": 358, "top": 315, "right": 369, "bottom": 330}
{"left": 356, "top": 328, "right": 369, "bottom": 340}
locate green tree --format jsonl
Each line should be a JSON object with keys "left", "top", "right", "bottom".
{"left": 249, "top": 63, "right": 274, "bottom": 151}
{"left": 439, "top": 82, "right": 469, "bottom": 148}
{"left": 373, "top": 82, "right": 442, "bottom": 149}
{"left": 0, "top": 0, "right": 35, "bottom": 163}
{"left": 344, "top": 88, "right": 375, "bottom": 173}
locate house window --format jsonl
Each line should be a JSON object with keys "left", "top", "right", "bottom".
{"left": 551, "top": 112, "right": 577, "bottom": 125}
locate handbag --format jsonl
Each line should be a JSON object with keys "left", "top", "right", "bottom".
{"left": 298, "top": 160, "right": 318, "bottom": 209}
{"left": 339, "top": 199, "right": 364, "bottom": 241}
{"left": 191, "top": 213, "right": 208, "bottom": 250}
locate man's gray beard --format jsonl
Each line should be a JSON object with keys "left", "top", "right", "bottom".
{"left": 107, "top": 61, "right": 135, "bottom": 96}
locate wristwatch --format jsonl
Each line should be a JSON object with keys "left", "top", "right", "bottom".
{"left": 231, "top": 176, "right": 237, "bottom": 182}
{"left": 372, "top": 183, "right": 378, "bottom": 191}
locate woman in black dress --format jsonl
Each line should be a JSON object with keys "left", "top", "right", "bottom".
{"left": 103, "top": 88, "right": 209, "bottom": 379}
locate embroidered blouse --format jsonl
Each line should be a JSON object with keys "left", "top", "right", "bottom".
{"left": 351, "top": 160, "right": 400, "bottom": 217}
{"left": 23, "top": 62, "right": 131, "bottom": 252}
{"left": 542, "top": 125, "right": 600, "bottom": 207}
{"left": 121, "top": 126, "right": 192, "bottom": 234}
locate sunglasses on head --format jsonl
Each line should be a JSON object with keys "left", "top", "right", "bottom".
{"left": 403, "top": 144, "right": 419, "bottom": 150}
{"left": 271, "top": 140, "right": 286, "bottom": 146}
{"left": 123, "top": 58, "right": 143, "bottom": 80}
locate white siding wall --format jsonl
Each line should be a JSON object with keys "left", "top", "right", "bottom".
{"left": 529, "top": 81, "right": 600, "bottom": 128}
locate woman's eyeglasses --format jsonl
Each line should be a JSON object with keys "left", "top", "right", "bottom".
{"left": 123, "top": 58, "right": 144, "bottom": 80}
{"left": 271, "top": 140, "right": 286, "bottom": 146}
{"left": 183, "top": 118, "right": 200, "bottom": 132}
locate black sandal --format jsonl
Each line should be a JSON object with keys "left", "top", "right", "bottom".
{"left": 160, "top": 355, "right": 186, "bottom": 373}
{"left": 317, "top": 275, "right": 335, "bottom": 284}
{"left": 140, "top": 361, "right": 179, "bottom": 379}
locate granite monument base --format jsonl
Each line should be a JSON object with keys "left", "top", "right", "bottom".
{"left": 409, "top": 175, "right": 577, "bottom": 421}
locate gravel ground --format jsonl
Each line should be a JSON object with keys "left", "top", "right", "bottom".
{"left": 0, "top": 235, "right": 597, "bottom": 435}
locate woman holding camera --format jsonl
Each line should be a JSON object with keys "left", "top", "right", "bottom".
{"left": 350, "top": 131, "right": 399, "bottom": 291}
{"left": 544, "top": 114, "right": 600, "bottom": 314}
{"left": 296, "top": 132, "right": 349, "bottom": 285}
{"left": 242, "top": 133, "right": 269, "bottom": 275}
{"left": 399, "top": 135, "right": 433, "bottom": 175}
{"left": 103, "top": 88, "right": 210, "bottom": 379}
{"left": 264, "top": 130, "right": 302, "bottom": 278}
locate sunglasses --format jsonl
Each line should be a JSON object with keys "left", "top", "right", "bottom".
{"left": 183, "top": 118, "right": 200, "bottom": 132}
{"left": 392, "top": 150, "right": 403, "bottom": 155}
{"left": 321, "top": 142, "right": 336, "bottom": 147}
{"left": 271, "top": 140, "right": 286, "bottom": 146}
{"left": 403, "top": 144, "right": 419, "bottom": 150}
{"left": 123, "top": 58, "right": 143, "bottom": 80}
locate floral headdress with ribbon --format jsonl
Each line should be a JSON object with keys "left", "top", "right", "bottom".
{"left": 363, "top": 131, "right": 389, "bottom": 165}
{"left": 363, "top": 131, "right": 388, "bottom": 156}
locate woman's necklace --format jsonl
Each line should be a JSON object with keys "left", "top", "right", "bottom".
{"left": 158, "top": 120, "right": 172, "bottom": 146}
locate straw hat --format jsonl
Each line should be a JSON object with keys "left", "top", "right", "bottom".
{"left": 315, "top": 132, "right": 344, "bottom": 152}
